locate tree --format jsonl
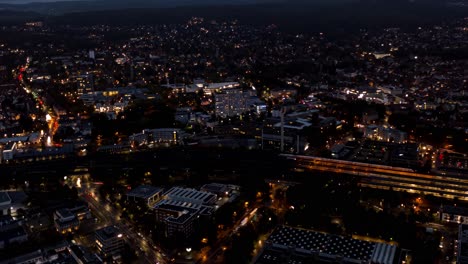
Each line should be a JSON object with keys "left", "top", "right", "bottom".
{"left": 225, "top": 224, "right": 257, "bottom": 264}
{"left": 18, "top": 114, "right": 33, "bottom": 132}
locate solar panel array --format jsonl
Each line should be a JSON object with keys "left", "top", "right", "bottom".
{"left": 268, "top": 226, "right": 376, "bottom": 262}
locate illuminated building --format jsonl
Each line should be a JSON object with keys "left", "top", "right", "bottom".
{"left": 95, "top": 226, "right": 124, "bottom": 257}
{"left": 126, "top": 185, "right": 163, "bottom": 207}
{"left": 129, "top": 128, "right": 184, "bottom": 146}
{"left": 53, "top": 209, "right": 79, "bottom": 234}
{"left": 76, "top": 74, "right": 94, "bottom": 96}
{"left": 153, "top": 187, "right": 215, "bottom": 239}
{"left": 440, "top": 205, "right": 468, "bottom": 224}
{"left": 215, "top": 88, "right": 257, "bottom": 118}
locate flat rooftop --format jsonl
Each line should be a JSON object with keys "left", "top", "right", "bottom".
{"left": 126, "top": 185, "right": 163, "bottom": 199}
{"left": 95, "top": 226, "right": 121, "bottom": 241}
{"left": 258, "top": 226, "right": 397, "bottom": 264}
{"left": 164, "top": 187, "right": 216, "bottom": 205}
{"left": 201, "top": 183, "right": 228, "bottom": 193}
{"left": 56, "top": 208, "right": 74, "bottom": 219}
{"left": 0, "top": 192, "right": 11, "bottom": 205}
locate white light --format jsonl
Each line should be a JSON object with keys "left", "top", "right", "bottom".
{"left": 186, "top": 248, "right": 192, "bottom": 252}
{"left": 45, "top": 114, "right": 52, "bottom": 122}
{"left": 117, "top": 234, "right": 123, "bottom": 238}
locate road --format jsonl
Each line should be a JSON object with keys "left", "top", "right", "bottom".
{"left": 17, "top": 62, "right": 59, "bottom": 141}
{"left": 194, "top": 206, "right": 260, "bottom": 264}
{"left": 71, "top": 169, "right": 168, "bottom": 264}
{"left": 282, "top": 154, "right": 468, "bottom": 201}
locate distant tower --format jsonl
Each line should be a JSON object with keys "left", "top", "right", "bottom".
{"left": 89, "top": 50, "right": 95, "bottom": 60}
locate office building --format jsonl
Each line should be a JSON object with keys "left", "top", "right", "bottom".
{"left": 440, "top": 205, "right": 468, "bottom": 224}
{"left": 129, "top": 128, "right": 184, "bottom": 146}
{"left": 95, "top": 226, "right": 124, "bottom": 257}
{"left": 54, "top": 209, "right": 79, "bottom": 234}
{"left": 163, "top": 187, "right": 217, "bottom": 205}
{"left": 154, "top": 200, "right": 200, "bottom": 239}
{"left": 214, "top": 88, "right": 257, "bottom": 118}
{"left": 200, "top": 183, "right": 230, "bottom": 197}
{"left": 76, "top": 74, "right": 94, "bottom": 96}
{"left": 69, "top": 244, "right": 103, "bottom": 264}
{"left": 0, "top": 191, "right": 27, "bottom": 216}
{"left": 126, "top": 185, "right": 163, "bottom": 207}
{"left": 153, "top": 187, "right": 216, "bottom": 238}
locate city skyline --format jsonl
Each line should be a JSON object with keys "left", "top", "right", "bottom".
{"left": 0, "top": 1, "right": 466, "bottom": 264}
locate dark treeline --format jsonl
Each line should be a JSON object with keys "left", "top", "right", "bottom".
{"left": 47, "top": 2, "right": 467, "bottom": 34}
{"left": 0, "top": 2, "right": 467, "bottom": 35}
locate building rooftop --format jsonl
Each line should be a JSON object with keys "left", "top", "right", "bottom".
{"left": 56, "top": 208, "right": 74, "bottom": 220}
{"left": 200, "top": 183, "right": 229, "bottom": 194}
{"left": 153, "top": 199, "right": 212, "bottom": 224}
{"left": 0, "top": 192, "right": 11, "bottom": 205}
{"left": 95, "top": 226, "right": 121, "bottom": 241}
{"left": 68, "top": 244, "right": 102, "bottom": 264}
{"left": 258, "top": 226, "right": 397, "bottom": 264}
{"left": 0, "top": 226, "right": 27, "bottom": 242}
{"left": 164, "top": 187, "right": 217, "bottom": 205}
{"left": 126, "top": 185, "right": 163, "bottom": 200}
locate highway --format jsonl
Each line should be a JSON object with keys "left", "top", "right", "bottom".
{"left": 282, "top": 154, "right": 468, "bottom": 201}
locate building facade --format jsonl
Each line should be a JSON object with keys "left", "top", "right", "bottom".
{"left": 95, "top": 226, "right": 124, "bottom": 257}
{"left": 215, "top": 88, "right": 257, "bottom": 118}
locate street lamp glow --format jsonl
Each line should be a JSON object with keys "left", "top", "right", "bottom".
{"left": 46, "top": 114, "right": 52, "bottom": 122}
{"left": 186, "top": 248, "right": 192, "bottom": 253}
